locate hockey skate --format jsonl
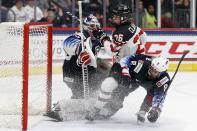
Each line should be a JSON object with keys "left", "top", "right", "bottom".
{"left": 43, "top": 103, "right": 63, "bottom": 121}
{"left": 85, "top": 107, "right": 101, "bottom": 121}
{"left": 136, "top": 110, "right": 146, "bottom": 123}
{"left": 43, "top": 111, "right": 63, "bottom": 122}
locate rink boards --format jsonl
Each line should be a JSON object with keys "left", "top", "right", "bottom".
{"left": 1, "top": 28, "right": 197, "bottom": 77}
{"left": 51, "top": 28, "right": 197, "bottom": 72}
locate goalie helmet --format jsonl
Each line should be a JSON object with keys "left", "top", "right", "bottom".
{"left": 148, "top": 56, "right": 169, "bottom": 78}
{"left": 83, "top": 14, "right": 101, "bottom": 33}
{"left": 112, "top": 4, "right": 132, "bottom": 24}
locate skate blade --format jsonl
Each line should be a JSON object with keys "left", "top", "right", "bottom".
{"left": 137, "top": 119, "right": 145, "bottom": 125}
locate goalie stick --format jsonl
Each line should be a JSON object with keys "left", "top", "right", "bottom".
{"left": 51, "top": 0, "right": 90, "bottom": 99}
{"left": 78, "top": 0, "right": 90, "bottom": 100}
{"left": 51, "top": 0, "right": 89, "bottom": 99}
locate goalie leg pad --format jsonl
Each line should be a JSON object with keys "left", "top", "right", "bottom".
{"left": 93, "top": 77, "right": 118, "bottom": 109}
{"left": 48, "top": 98, "right": 96, "bottom": 121}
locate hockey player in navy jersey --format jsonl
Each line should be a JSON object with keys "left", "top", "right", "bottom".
{"left": 85, "top": 54, "right": 170, "bottom": 123}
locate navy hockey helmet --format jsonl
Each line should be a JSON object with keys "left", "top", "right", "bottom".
{"left": 112, "top": 4, "right": 132, "bottom": 23}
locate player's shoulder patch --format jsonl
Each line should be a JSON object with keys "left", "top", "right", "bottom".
{"left": 130, "top": 61, "right": 137, "bottom": 65}
{"left": 156, "top": 76, "right": 170, "bottom": 88}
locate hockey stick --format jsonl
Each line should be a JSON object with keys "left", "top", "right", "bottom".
{"left": 165, "top": 51, "right": 188, "bottom": 94}
{"left": 78, "top": 0, "right": 90, "bottom": 100}
{"left": 49, "top": 0, "right": 80, "bottom": 23}
{"left": 156, "top": 52, "right": 188, "bottom": 108}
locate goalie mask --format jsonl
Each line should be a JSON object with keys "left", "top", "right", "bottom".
{"left": 112, "top": 4, "right": 132, "bottom": 25}
{"left": 148, "top": 56, "right": 169, "bottom": 79}
{"left": 83, "top": 14, "right": 101, "bottom": 34}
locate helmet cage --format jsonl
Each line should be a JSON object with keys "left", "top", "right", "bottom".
{"left": 83, "top": 14, "right": 100, "bottom": 33}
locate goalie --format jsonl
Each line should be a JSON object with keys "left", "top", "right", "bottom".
{"left": 62, "top": 14, "right": 111, "bottom": 99}
{"left": 44, "top": 14, "right": 112, "bottom": 121}
{"left": 85, "top": 54, "right": 170, "bottom": 123}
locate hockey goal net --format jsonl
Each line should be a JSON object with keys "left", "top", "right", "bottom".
{"left": 0, "top": 22, "right": 52, "bottom": 130}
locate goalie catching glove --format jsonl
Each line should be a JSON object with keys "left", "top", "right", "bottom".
{"left": 77, "top": 51, "right": 91, "bottom": 65}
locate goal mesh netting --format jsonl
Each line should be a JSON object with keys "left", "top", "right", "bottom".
{"left": 0, "top": 22, "right": 52, "bottom": 130}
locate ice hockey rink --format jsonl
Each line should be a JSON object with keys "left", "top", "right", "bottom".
{"left": 1, "top": 72, "right": 195, "bottom": 131}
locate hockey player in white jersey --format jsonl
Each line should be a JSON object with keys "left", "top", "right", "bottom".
{"left": 93, "top": 4, "right": 147, "bottom": 62}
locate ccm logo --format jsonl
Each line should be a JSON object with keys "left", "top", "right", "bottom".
{"left": 145, "top": 41, "right": 197, "bottom": 55}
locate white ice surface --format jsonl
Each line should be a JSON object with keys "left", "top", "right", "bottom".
{"left": 1, "top": 72, "right": 197, "bottom": 131}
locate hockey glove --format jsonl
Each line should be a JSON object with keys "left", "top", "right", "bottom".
{"left": 121, "top": 75, "right": 131, "bottom": 88}
{"left": 78, "top": 51, "right": 91, "bottom": 65}
{"left": 92, "top": 29, "right": 110, "bottom": 44}
{"left": 147, "top": 107, "right": 160, "bottom": 123}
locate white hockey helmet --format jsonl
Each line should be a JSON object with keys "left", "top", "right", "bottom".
{"left": 83, "top": 14, "right": 100, "bottom": 33}
{"left": 151, "top": 56, "right": 169, "bottom": 72}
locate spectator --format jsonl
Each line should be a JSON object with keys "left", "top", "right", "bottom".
{"left": 1, "top": 0, "right": 15, "bottom": 22}
{"left": 161, "top": 12, "right": 175, "bottom": 28}
{"left": 36, "top": 0, "right": 50, "bottom": 17}
{"left": 38, "top": 8, "right": 65, "bottom": 27}
{"left": 138, "top": 0, "right": 146, "bottom": 27}
{"left": 36, "top": 0, "right": 50, "bottom": 12}
{"left": 175, "top": 0, "right": 190, "bottom": 27}
{"left": 0, "top": 6, "right": 9, "bottom": 22}
{"left": 24, "top": 0, "right": 44, "bottom": 22}
{"left": 1, "top": 0, "right": 15, "bottom": 8}
{"left": 142, "top": 4, "right": 157, "bottom": 28}
{"left": 161, "top": 0, "right": 173, "bottom": 13}
{"left": 49, "top": 3, "right": 64, "bottom": 17}
{"left": 94, "top": 10, "right": 104, "bottom": 27}
{"left": 8, "top": 0, "right": 28, "bottom": 22}
{"left": 50, "top": 0, "right": 72, "bottom": 11}
{"left": 175, "top": 0, "right": 190, "bottom": 9}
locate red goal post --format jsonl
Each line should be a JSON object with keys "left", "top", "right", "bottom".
{"left": 22, "top": 22, "right": 52, "bottom": 131}
{"left": 0, "top": 22, "right": 52, "bottom": 131}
